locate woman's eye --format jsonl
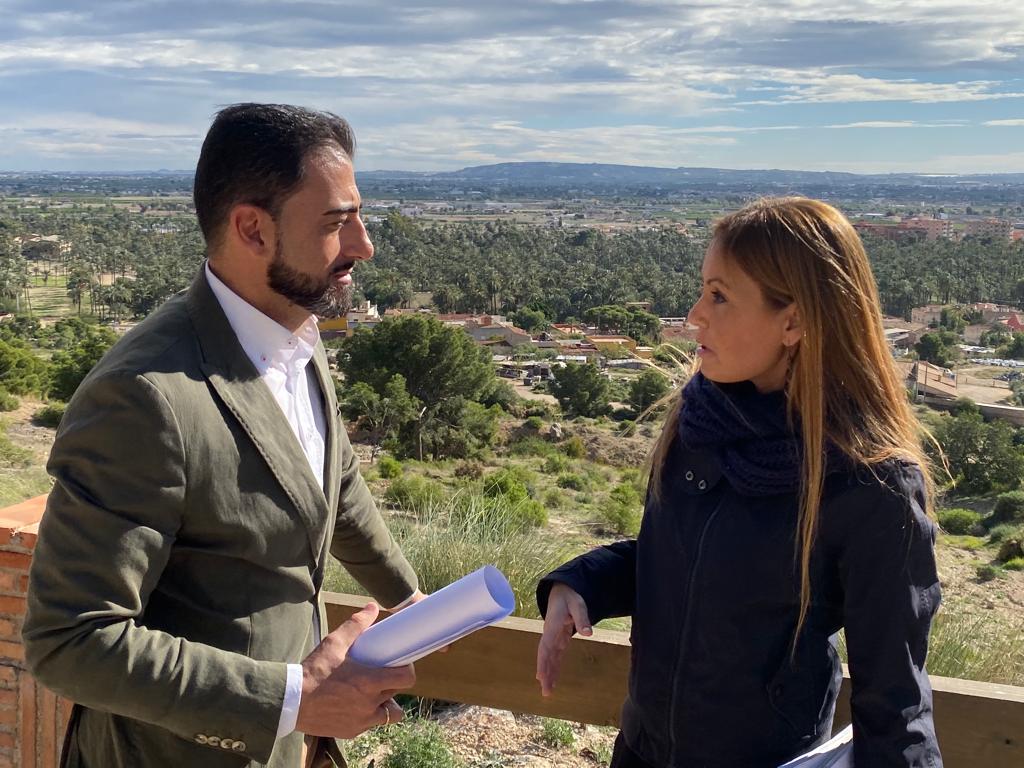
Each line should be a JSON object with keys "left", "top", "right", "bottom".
{"left": 711, "top": 290, "right": 725, "bottom": 304}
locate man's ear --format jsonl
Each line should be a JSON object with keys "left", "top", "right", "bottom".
{"left": 227, "top": 204, "right": 275, "bottom": 259}
{"left": 782, "top": 303, "right": 803, "bottom": 348}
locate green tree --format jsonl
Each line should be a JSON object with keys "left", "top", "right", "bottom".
{"left": 629, "top": 368, "right": 671, "bottom": 413}
{"left": 915, "top": 332, "right": 957, "bottom": 366}
{"left": 929, "top": 411, "right": 1024, "bottom": 495}
{"left": 48, "top": 326, "right": 117, "bottom": 401}
{"left": 999, "top": 333, "right": 1024, "bottom": 360}
{"left": 340, "top": 374, "right": 421, "bottom": 454}
{"left": 510, "top": 307, "right": 548, "bottom": 333}
{"left": 550, "top": 363, "right": 611, "bottom": 418}
{"left": 0, "top": 337, "right": 49, "bottom": 395}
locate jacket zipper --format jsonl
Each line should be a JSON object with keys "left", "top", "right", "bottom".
{"left": 667, "top": 495, "right": 726, "bottom": 767}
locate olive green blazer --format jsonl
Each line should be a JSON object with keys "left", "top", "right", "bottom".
{"left": 23, "top": 270, "right": 417, "bottom": 767}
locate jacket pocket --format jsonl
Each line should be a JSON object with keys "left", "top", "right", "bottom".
{"left": 766, "top": 643, "right": 836, "bottom": 743}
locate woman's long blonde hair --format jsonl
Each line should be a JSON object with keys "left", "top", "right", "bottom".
{"left": 650, "top": 197, "right": 934, "bottom": 640}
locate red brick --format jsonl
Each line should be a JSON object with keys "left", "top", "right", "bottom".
{"left": 0, "top": 553, "right": 31, "bottom": 571}
{"left": 0, "top": 750, "right": 14, "bottom": 768}
{"left": 0, "top": 619, "right": 17, "bottom": 642}
{"left": 0, "top": 597, "right": 26, "bottom": 617}
{"left": 0, "top": 709, "right": 13, "bottom": 727}
{"left": 21, "top": 675, "right": 36, "bottom": 768}
{"left": 0, "top": 573, "right": 22, "bottom": 596}
{"left": 0, "top": 732, "right": 12, "bottom": 749}
{"left": 0, "top": 643, "right": 22, "bottom": 663}
{"left": 0, "top": 667, "right": 15, "bottom": 688}
{"left": 0, "top": 690, "right": 14, "bottom": 709}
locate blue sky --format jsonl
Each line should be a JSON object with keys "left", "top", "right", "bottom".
{"left": 1, "top": 0, "right": 1022, "bottom": 174}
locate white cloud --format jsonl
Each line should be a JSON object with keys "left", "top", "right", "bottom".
{"left": 984, "top": 118, "right": 1024, "bottom": 126}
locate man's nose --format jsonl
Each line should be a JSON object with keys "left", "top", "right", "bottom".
{"left": 345, "top": 216, "right": 374, "bottom": 261}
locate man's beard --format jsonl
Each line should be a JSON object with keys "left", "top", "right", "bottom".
{"left": 268, "top": 240, "right": 354, "bottom": 319}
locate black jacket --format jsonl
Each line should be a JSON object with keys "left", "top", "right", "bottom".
{"left": 539, "top": 442, "right": 942, "bottom": 768}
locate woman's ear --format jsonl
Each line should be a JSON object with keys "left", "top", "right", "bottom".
{"left": 782, "top": 303, "right": 803, "bottom": 348}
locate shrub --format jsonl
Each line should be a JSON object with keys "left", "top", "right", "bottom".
{"left": 557, "top": 473, "right": 588, "bottom": 491}
{"left": 523, "top": 415, "right": 544, "bottom": 431}
{"left": 0, "top": 432, "right": 32, "bottom": 468}
{"left": 383, "top": 721, "right": 462, "bottom": 768}
{"left": 543, "top": 489, "right": 563, "bottom": 507}
{"left": 0, "top": 388, "right": 18, "bottom": 412}
{"left": 508, "top": 436, "right": 555, "bottom": 458}
{"left": 378, "top": 455, "right": 403, "bottom": 479}
{"left": 384, "top": 475, "right": 446, "bottom": 515}
{"left": 938, "top": 508, "right": 982, "bottom": 535}
{"left": 539, "top": 718, "right": 575, "bottom": 749}
{"left": 479, "top": 468, "right": 546, "bottom": 528}
{"left": 562, "top": 436, "right": 586, "bottom": 459}
{"left": 997, "top": 537, "right": 1024, "bottom": 564}
{"left": 975, "top": 563, "right": 1001, "bottom": 582}
{"left": 32, "top": 402, "right": 65, "bottom": 428}
{"left": 1005, "top": 557, "right": 1024, "bottom": 571}
{"left": 989, "top": 491, "right": 1024, "bottom": 528}
{"left": 988, "top": 524, "right": 1024, "bottom": 545}
{"left": 600, "top": 482, "right": 644, "bottom": 536}
{"left": 542, "top": 454, "right": 570, "bottom": 474}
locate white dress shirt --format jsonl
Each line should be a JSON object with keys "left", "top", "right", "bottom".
{"left": 205, "top": 263, "right": 320, "bottom": 739}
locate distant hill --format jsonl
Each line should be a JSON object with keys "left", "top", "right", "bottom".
{"left": 361, "top": 162, "right": 1024, "bottom": 188}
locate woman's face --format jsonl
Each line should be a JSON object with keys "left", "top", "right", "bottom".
{"left": 687, "top": 244, "right": 801, "bottom": 393}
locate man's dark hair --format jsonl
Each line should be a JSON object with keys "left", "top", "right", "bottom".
{"left": 193, "top": 103, "right": 356, "bottom": 250}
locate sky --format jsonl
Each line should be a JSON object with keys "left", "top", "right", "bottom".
{"left": 1, "top": 0, "right": 1023, "bottom": 174}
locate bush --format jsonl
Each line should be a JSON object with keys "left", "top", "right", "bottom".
{"left": 975, "top": 563, "right": 1001, "bottom": 582}
{"left": 557, "top": 473, "right": 588, "bottom": 491}
{"left": 562, "top": 436, "right": 586, "bottom": 459}
{"left": 997, "top": 537, "right": 1024, "bottom": 564}
{"left": 988, "top": 524, "right": 1024, "bottom": 544}
{"left": 378, "top": 455, "right": 403, "bottom": 479}
{"left": 523, "top": 415, "right": 544, "bottom": 431}
{"left": 542, "top": 453, "right": 570, "bottom": 474}
{"left": 539, "top": 718, "right": 575, "bottom": 749}
{"left": 32, "top": 402, "right": 65, "bottom": 428}
{"left": 508, "top": 436, "right": 555, "bottom": 458}
{"left": 383, "top": 721, "right": 462, "bottom": 768}
{"left": 0, "top": 388, "right": 18, "bottom": 412}
{"left": 938, "top": 508, "right": 982, "bottom": 535}
{"left": 0, "top": 432, "right": 32, "bottom": 468}
{"left": 479, "top": 468, "right": 546, "bottom": 528}
{"left": 384, "top": 475, "right": 446, "bottom": 515}
{"left": 1004, "top": 557, "right": 1024, "bottom": 571}
{"left": 600, "top": 482, "right": 644, "bottom": 535}
{"left": 543, "top": 489, "right": 563, "bottom": 507}
{"left": 989, "top": 491, "right": 1024, "bottom": 527}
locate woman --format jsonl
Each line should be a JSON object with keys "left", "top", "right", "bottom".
{"left": 536, "top": 197, "right": 943, "bottom": 767}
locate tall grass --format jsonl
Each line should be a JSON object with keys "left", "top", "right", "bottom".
{"left": 326, "top": 493, "right": 577, "bottom": 619}
{"left": 836, "top": 610, "right": 1024, "bottom": 686}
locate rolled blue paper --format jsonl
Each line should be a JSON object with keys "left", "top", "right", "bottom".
{"left": 348, "top": 565, "right": 516, "bottom": 667}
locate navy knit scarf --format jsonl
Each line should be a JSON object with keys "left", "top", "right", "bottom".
{"left": 678, "top": 373, "right": 844, "bottom": 497}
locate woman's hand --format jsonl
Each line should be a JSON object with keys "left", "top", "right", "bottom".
{"left": 536, "top": 583, "right": 592, "bottom": 697}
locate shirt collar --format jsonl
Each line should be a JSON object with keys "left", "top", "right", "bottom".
{"left": 205, "top": 261, "right": 321, "bottom": 377}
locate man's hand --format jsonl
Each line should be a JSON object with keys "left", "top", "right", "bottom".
{"left": 296, "top": 603, "right": 415, "bottom": 738}
{"left": 536, "top": 583, "right": 592, "bottom": 697}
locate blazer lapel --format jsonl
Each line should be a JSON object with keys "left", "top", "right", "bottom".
{"left": 184, "top": 269, "right": 329, "bottom": 562}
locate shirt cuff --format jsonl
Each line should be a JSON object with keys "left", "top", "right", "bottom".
{"left": 277, "top": 663, "right": 304, "bottom": 738}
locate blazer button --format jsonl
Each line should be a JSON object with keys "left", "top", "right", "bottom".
{"left": 194, "top": 734, "right": 208, "bottom": 745}
{"left": 220, "top": 740, "right": 234, "bottom": 749}
{"left": 697, "top": 480, "right": 707, "bottom": 490}
{"left": 685, "top": 471, "right": 694, "bottom": 481}
{"left": 233, "top": 741, "right": 247, "bottom": 752}
{"left": 207, "top": 736, "right": 221, "bottom": 747}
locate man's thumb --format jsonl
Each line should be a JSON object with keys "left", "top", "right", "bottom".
{"left": 332, "top": 602, "right": 380, "bottom": 647}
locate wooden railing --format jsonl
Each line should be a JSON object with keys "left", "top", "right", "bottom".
{"left": 326, "top": 592, "right": 1024, "bottom": 768}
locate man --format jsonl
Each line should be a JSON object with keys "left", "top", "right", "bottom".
{"left": 23, "top": 104, "right": 421, "bottom": 768}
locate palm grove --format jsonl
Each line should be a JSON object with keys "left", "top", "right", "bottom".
{"left": 3, "top": 208, "right": 1024, "bottom": 503}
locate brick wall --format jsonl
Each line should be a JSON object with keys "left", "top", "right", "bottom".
{"left": 0, "top": 495, "right": 71, "bottom": 768}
